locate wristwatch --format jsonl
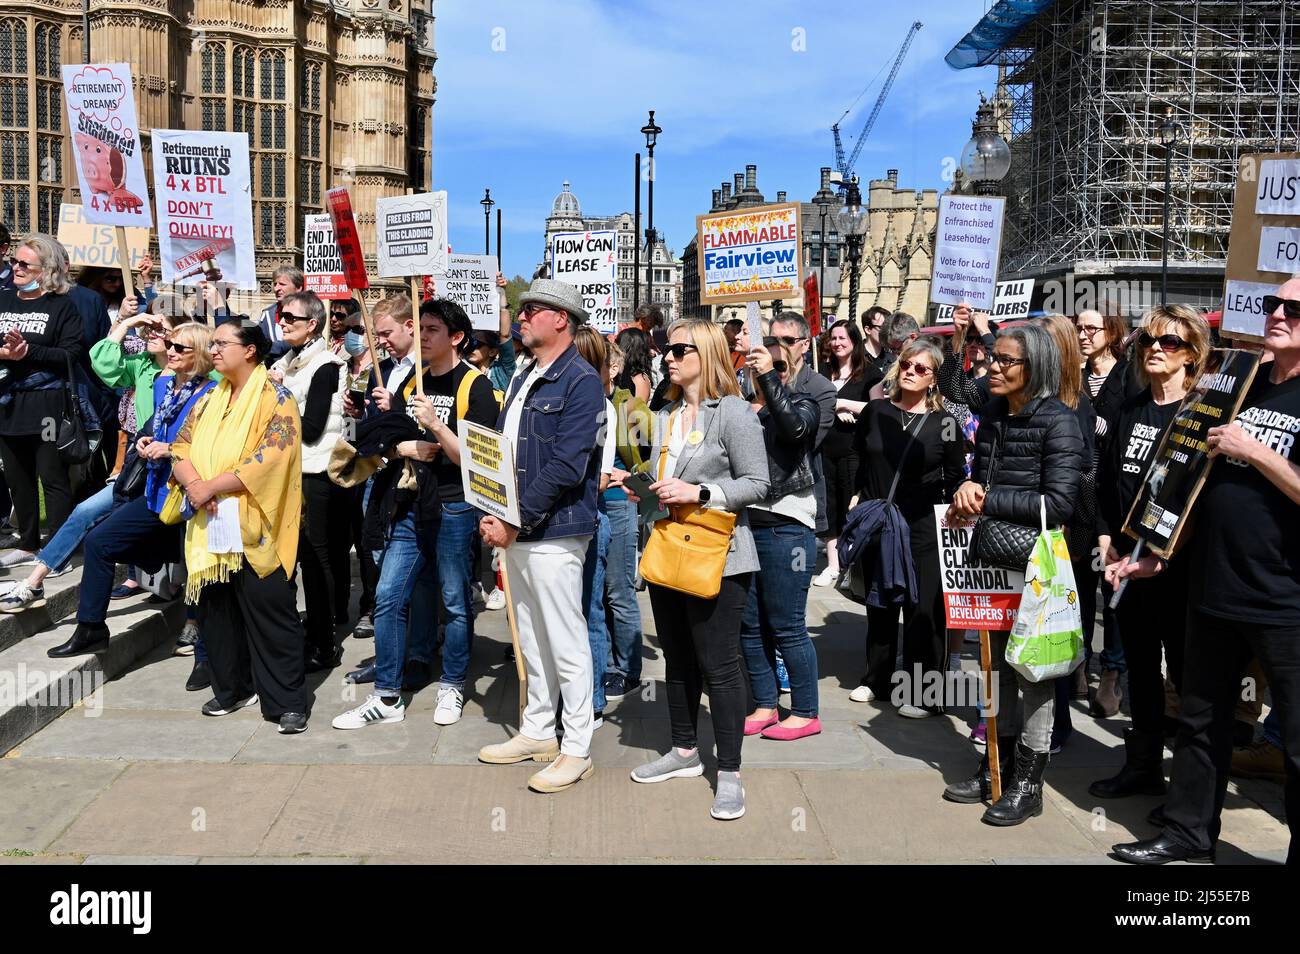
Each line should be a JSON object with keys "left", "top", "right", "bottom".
{"left": 697, "top": 485, "right": 711, "bottom": 504}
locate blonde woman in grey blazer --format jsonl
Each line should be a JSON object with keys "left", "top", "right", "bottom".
{"left": 617, "top": 319, "right": 769, "bottom": 821}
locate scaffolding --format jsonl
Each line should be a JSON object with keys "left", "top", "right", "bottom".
{"left": 994, "top": 0, "right": 1300, "bottom": 282}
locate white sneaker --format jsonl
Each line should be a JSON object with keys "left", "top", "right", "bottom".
{"left": 897, "top": 704, "right": 936, "bottom": 719}
{"left": 471, "top": 582, "right": 486, "bottom": 606}
{"left": 484, "top": 587, "right": 506, "bottom": 611}
{"left": 433, "top": 685, "right": 464, "bottom": 726}
{"left": 811, "top": 567, "right": 837, "bottom": 587}
{"left": 0, "top": 581, "right": 44, "bottom": 612}
{"left": 849, "top": 685, "right": 875, "bottom": 703}
{"left": 332, "top": 693, "right": 406, "bottom": 730}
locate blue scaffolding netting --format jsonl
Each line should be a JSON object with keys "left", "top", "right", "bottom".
{"left": 945, "top": 0, "right": 1059, "bottom": 70}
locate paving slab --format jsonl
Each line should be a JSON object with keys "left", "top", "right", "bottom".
{"left": 19, "top": 706, "right": 262, "bottom": 762}
{"left": 0, "top": 758, "right": 126, "bottom": 851}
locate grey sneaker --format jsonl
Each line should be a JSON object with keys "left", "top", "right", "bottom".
{"left": 711, "top": 770, "right": 746, "bottom": 820}
{"left": 630, "top": 748, "right": 704, "bottom": 784}
{"left": 0, "top": 549, "right": 37, "bottom": 569}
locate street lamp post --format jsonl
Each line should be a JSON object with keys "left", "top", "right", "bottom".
{"left": 641, "top": 110, "right": 661, "bottom": 312}
{"left": 817, "top": 197, "right": 835, "bottom": 318}
{"left": 1160, "top": 108, "right": 1182, "bottom": 307}
{"left": 960, "top": 93, "right": 1011, "bottom": 198}
{"left": 480, "top": 189, "right": 494, "bottom": 255}
{"left": 837, "top": 177, "right": 869, "bottom": 325}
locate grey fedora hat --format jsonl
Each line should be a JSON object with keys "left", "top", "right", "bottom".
{"left": 518, "top": 278, "right": 588, "bottom": 323}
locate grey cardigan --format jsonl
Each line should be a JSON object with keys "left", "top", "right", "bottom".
{"left": 648, "top": 394, "right": 771, "bottom": 577}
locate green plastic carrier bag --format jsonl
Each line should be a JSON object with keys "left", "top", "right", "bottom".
{"left": 1004, "top": 497, "right": 1085, "bottom": 683}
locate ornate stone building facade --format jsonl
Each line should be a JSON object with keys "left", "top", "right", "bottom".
{"left": 0, "top": 0, "right": 435, "bottom": 298}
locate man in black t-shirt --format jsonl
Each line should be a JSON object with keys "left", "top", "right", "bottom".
{"left": 1113, "top": 280, "right": 1300, "bottom": 866}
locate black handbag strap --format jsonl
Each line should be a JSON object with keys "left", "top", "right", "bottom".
{"left": 885, "top": 409, "right": 930, "bottom": 506}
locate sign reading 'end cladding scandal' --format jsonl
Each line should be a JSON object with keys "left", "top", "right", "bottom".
{"left": 930, "top": 194, "right": 1006, "bottom": 312}
{"left": 697, "top": 203, "right": 803, "bottom": 305}
{"left": 933, "top": 506, "right": 1024, "bottom": 631}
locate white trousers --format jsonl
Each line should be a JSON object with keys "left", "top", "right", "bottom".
{"left": 504, "top": 535, "right": 593, "bottom": 757}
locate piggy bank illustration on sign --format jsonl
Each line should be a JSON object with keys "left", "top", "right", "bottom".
{"left": 75, "top": 132, "right": 145, "bottom": 215}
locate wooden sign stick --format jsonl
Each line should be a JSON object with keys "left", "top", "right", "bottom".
{"left": 409, "top": 276, "right": 425, "bottom": 397}
{"left": 498, "top": 557, "right": 527, "bottom": 728}
{"left": 980, "top": 629, "right": 1002, "bottom": 803}
{"left": 353, "top": 292, "right": 384, "bottom": 390}
{"left": 114, "top": 226, "right": 136, "bottom": 298}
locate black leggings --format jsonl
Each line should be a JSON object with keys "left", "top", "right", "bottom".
{"left": 0, "top": 433, "right": 73, "bottom": 552}
{"left": 1116, "top": 555, "right": 1188, "bottom": 735}
{"left": 649, "top": 574, "right": 751, "bottom": 772}
{"left": 863, "top": 518, "right": 945, "bottom": 702}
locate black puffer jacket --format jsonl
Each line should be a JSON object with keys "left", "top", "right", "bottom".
{"left": 973, "top": 395, "right": 1085, "bottom": 528}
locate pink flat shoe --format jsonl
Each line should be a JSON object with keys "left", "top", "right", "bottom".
{"left": 761, "top": 717, "right": 822, "bottom": 741}
{"left": 744, "top": 712, "right": 780, "bottom": 736}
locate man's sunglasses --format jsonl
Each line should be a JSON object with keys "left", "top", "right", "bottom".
{"left": 897, "top": 358, "right": 933, "bottom": 376}
{"left": 665, "top": 343, "right": 699, "bottom": 359}
{"left": 774, "top": 335, "right": 803, "bottom": 347}
{"left": 520, "top": 303, "right": 555, "bottom": 318}
{"left": 1262, "top": 295, "right": 1300, "bottom": 320}
{"left": 1138, "top": 332, "right": 1188, "bottom": 352}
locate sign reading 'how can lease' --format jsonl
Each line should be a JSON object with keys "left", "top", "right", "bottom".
{"left": 697, "top": 202, "right": 803, "bottom": 305}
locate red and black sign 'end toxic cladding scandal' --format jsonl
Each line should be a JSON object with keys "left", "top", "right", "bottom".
{"left": 326, "top": 187, "right": 369, "bottom": 290}
{"left": 933, "top": 505, "right": 1024, "bottom": 631}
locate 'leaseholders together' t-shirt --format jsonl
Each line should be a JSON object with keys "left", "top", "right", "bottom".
{"left": 0, "top": 291, "right": 84, "bottom": 437}
{"left": 420, "top": 360, "right": 500, "bottom": 502}
{"left": 1188, "top": 370, "right": 1300, "bottom": 624}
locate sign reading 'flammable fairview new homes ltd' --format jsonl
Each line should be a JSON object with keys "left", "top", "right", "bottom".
{"left": 697, "top": 203, "right": 803, "bottom": 305}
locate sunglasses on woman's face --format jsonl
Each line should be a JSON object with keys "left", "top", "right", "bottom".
{"left": 1262, "top": 295, "right": 1300, "bottom": 320}
{"left": 897, "top": 358, "right": 933, "bottom": 376}
{"left": 665, "top": 343, "right": 698, "bottom": 359}
{"left": 1138, "top": 332, "right": 1188, "bottom": 352}
{"left": 166, "top": 341, "right": 193, "bottom": 354}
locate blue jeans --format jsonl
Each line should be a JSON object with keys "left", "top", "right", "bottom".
{"left": 1263, "top": 707, "right": 1283, "bottom": 750}
{"left": 740, "top": 521, "right": 819, "bottom": 717}
{"left": 603, "top": 497, "right": 643, "bottom": 683}
{"left": 582, "top": 509, "right": 611, "bottom": 711}
{"left": 429, "top": 501, "right": 480, "bottom": 689}
{"left": 38, "top": 483, "right": 115, "bottom": 573}
{"left": 372, "top": 514, "right": 438, "bottom": 696}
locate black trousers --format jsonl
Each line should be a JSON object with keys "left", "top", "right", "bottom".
{"left": 348, "top": 482, "right": 377, "bottom": 618}
{"left": 78, "top": 495, "right": 180, "bottom": 624}
{"left": 1115, "top": 556, "right": 1188, "bottom": 735}
{"left": 0, "top": 433, "right": 73, "bottom": 552}
{"left": 300, "top": 473, "right": 349, "bottom": 655}
{"left": 863, "top": 518, "right": 944, "bottom": 702}
{"left": 197, "top": 562, "right": 308, "bottom": 719}
{"left": 649, "top": 573, "right": 751, "bottom": 772}
{"left": 1164, "top": 608, "right": 1299, "bottom": 862}
{"left": 1053, "top": 553, "right": 1104, "bottom": 737}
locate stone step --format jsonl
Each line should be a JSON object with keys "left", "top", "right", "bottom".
{"left": 0, "top": 559, "right": 92, "bottom": 655}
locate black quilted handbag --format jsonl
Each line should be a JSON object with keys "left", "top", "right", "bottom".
{"left": 969, "top": 420, "right": 1040, "bottom": 571}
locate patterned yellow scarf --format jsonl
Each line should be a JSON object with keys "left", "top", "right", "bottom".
{"left": 178, "top": 364, "right": 302, "bottom": 602}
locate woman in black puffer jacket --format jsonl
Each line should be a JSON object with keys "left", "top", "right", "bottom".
{"left": 943, "top": 323, "right": 1084, "bottom": 827}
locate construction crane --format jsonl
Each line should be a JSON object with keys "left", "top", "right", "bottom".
{"left": 832, "top": 21, "right": 923, "bottom": 181}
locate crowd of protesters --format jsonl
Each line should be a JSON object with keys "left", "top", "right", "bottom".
{"left": 0, "top": 222, "right": 1293, "bottom": 862}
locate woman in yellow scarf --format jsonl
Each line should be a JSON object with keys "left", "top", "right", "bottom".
{"left": 170, "top": 320, "right": 309, "bottom": 734}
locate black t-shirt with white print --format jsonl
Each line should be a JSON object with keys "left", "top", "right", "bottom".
{"left": 421, "top": 360, "right": 499, "bottom": 501}
{"left": 1096, "top": 391, "right": 1182, "bottom": 542}
{"left": 1188, "top": 369, "right": 1300, "bottom": 624}
{"left": 0, "top": 291, "right": 85, "bottom": 436}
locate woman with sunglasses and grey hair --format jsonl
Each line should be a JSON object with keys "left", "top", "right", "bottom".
{"left": 944, "top": 322, "right": 1084, "bottom": 826}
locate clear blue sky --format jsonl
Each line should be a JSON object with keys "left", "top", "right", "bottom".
{"left": 431, "top": 0, "right": 1000, "bottom": 279}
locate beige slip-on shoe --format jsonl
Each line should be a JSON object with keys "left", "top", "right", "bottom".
{"left": 478, "top": 733, "right": 560, "bottom": 764}
{"left": 527, "top": 754, "right": 594, "bottom": 793}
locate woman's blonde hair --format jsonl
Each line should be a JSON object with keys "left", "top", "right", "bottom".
{"left": 1135, "top": 304, "right": 1211, "bottom": 390}
{"left": 1037, "top": 313, "right": 1083, "bottom": 409}
{"left": 574, "top": 325, "right": 609, "bottom": 373}
{"left": 19, "top": 234, "right": 71, "bottom": 295}
{"left": 664, "top": 319, "right": 740, "bottom": 403}
{"left": 884, "top": 338, "right": 946, "bottom": 411}
{"left": 169, "top": 321, "right": 215, "bottom": 377}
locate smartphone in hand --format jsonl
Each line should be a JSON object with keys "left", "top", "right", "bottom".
{"left": 623, "top": 470, "right": 669, "bottom": 524}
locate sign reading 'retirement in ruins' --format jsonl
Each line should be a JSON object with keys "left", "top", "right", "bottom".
{"left": 459, "top": 420, "right": 520, "bottom": 527}
{"left": 303, "top": 214, "right": 349, "bottom": 300}
{"left": 697, "top": 202, "right": 803, "bottom": 305}
{"left": 1222, "top": 152, "right": 1300, "bottom": 341}
{"left": 151, "top": 129, "right": 255, "bottom": 288}
{"left": 933, "top": 505, "right": 1024, "bottom": 631}
{"left": 550, "top": 231, "right": 617, "bottom": 333}
{"left": 435, "top": 254, "right": 499, "bottom": 331}
{"left": 1121, "top": 349, "right": 1262, "bottom": 558}
{"left": 930, "top": 194, "right": 1005, "bottom": 312}
{"left": 376, "top": 191, "right": 449, "bottom": 278}
{"left": 62, "top": 63, "right": 152, "bottom": 227}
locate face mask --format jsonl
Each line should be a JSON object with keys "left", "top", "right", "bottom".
{"left": 17, "top": 279, "right": 40, "bottom": 293}
{"left": 344, "top": 330, "right": 367, "bottom": 356}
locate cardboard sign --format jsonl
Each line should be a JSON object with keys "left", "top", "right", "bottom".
{"left": 303, "top": 214, "right": 349, "bottom": 300}
{"left": 459, "top": 421, "right": 520, "bottom": 527}
{"left": 550, "top": 230, "right": 617, "bottom": 333}
{"left": 376, "top": 191, "right": 449, "bottom": 278}
{"left": 1121, "top": 349, "right": 1261, "bottom": 559}
{"left": 435, "top": 254, "right": 499, "bottom": 331}
{"left": 930, "top": 195, "right": 1005, "bottom": 311}
{"left": 62, "top": 63, "right": 152, "bottom": 227}
{"left": 697, "top": 202, "right": 803, "bottom": 304}
{"left": 326, "top": 187, "right": 369, "bottom": 290}
{"left": 935, "top": 279, "right": 1033, "bottom": 323}
{"left": 151, "top": 129, "right": 255, "bottom": 288}
{"left": 57, "top": 203, "right": 149, "bottom": 270}
{"left": 1222, "top": 152, "right": 1300, "bottom": 341}
{"left": 933, "top": 506, "right": 1024, "bottom": 631}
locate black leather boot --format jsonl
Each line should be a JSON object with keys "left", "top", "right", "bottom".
{"left": 1089, "top": 728, "right": 1166, "bottom": 798}
{"left": 982, "top": 742, "right": 1048, "bottom": 826}
{"left": 943, "top": 737, "right": 1016, "bottom": 804}
{"left": 47, "top": 622, "right": 110, "bottom": 658}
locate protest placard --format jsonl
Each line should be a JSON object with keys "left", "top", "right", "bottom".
{"left": 435, "top": 254, "right": 499, "bottom": 331}
{"left": 930, "top": 195, "right": 1005, "bottom": 311}
{"left": 376, "top": 191, "right": 449, "bottom": 278}
{"left": 1222, "top": 152, "right": 1300, "bottom": 341}
{"left": 62, "top": 63, "right": 152, "bottom": 228}
{"left": 326, "top": 187, "right": 369, "bottom": 290}
{"left": 303, "top": 214, "right": 349, "bottom": 300}
{"left": 459, "top": 421, "right": 520, "bottom": 527}
{"left": 57, "top": 203, "right": 149, "bottom": 270}
{"left": 1121, "top": 349, "right": 1262, "bottom": 559}
{"left": 933, "top": 505, "right": 1024, "bottom": 631}
{"left": 697, "top": 202, "right": 803, "bottom": 305}
{"left": 151, "top": 129, "right": 255, "bottom": 288}
{"left": 934, "top": 278, "right": 1033, "bottom": 323}
{"left": 550, "top": 231, "right": 617, "bottom": 332}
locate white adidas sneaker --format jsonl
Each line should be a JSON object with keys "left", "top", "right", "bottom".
{"left": 433, "top": 685, "right": 464, "bottom": 726}
{"left": 332, "top": 693, "right": 406, "bottom": 730}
